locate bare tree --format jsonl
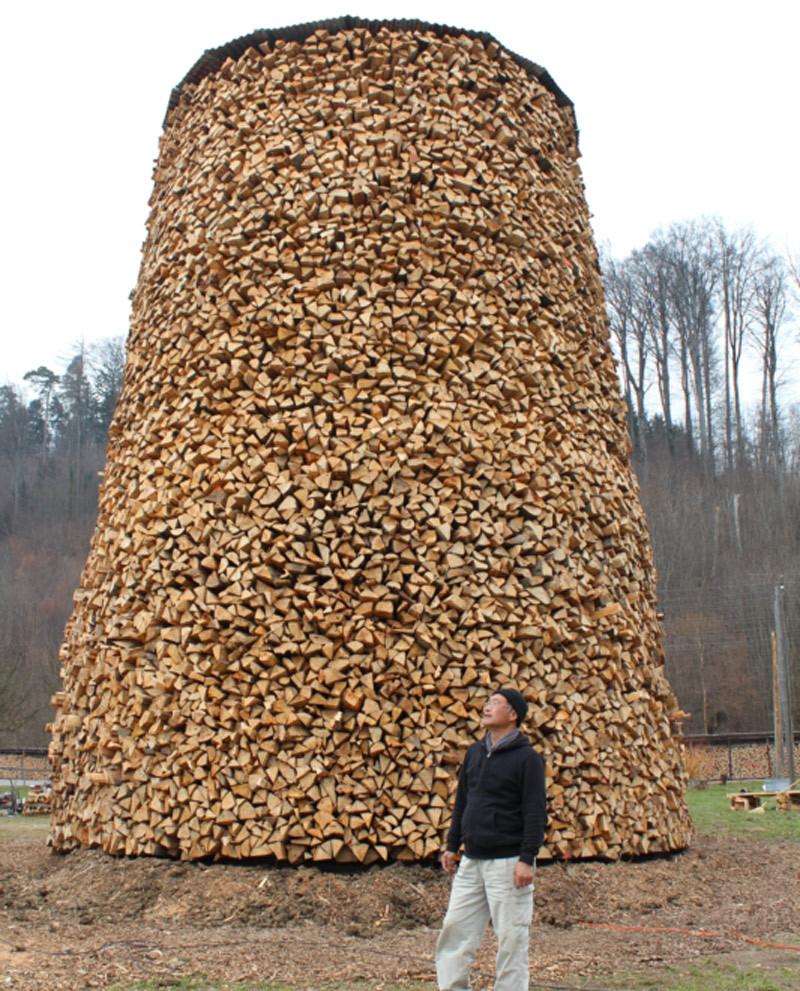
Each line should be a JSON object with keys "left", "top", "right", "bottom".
{"left": 667, "top": 221, "right": 719, "bottom": 470}
{"left": 89, "top": 337, "right": 126, "bottom": 432}
{"left": 788, "top": 251, "right": 800, "bottom": 297}
{"left": 640, "top": 238, "right": 676, "bottom": 451}
{"left": 716, "top": 224, "right": 758, "bottom": 470}
{"left": 750, "top": 254, "right": 789, "bottom": 469}
{"left": 604, "top": 256, "right": 651, "bottom": 457}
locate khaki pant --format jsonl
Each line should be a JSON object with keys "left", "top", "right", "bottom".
{"left": 436, "top": 855, "right": 534, "bottom": 991}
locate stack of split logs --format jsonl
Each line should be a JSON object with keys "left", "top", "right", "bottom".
{"left": 23, "top": 786, "right": 53, "bottom": 816}
{"left": 48, "top": 18, "right": 692, "bottom": 863}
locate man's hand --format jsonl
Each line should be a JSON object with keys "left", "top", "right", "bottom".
{"left": 440, "top": 850, "right": 460, "bottom": 874}
{"left": 513, "top": 860, "right": 534, "bottom": 888}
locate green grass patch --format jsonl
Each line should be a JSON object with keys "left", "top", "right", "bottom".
{"left": 0, "top": 812, "right": 49, "bottom": 843}
{"left": 686, "top": 781, "right": 800, "bottom": 841}
{"left": 107, "top": 966, "right": 800, "bottom": 991}
{"left": 589, "top": 958, "right": 800, "bottom": 990}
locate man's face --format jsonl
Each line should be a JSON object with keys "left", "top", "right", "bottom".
{"left": 482, "top": 693, "right": 518, "bottom": 731}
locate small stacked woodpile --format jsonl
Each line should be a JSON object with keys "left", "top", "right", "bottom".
{"left": 48, "top": 18, "right": 692, "bottom": 863}
{"left": 23, "top": 785, "right": 53, "bottom": 816}
{"left": 685, "top": 738, "right": 800, "bottom": 782}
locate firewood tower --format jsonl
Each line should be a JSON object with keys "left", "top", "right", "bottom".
{"left": 49, "top": 19, "right": 692, "bottom": 863}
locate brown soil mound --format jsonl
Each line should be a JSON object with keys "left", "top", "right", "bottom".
{"left": 2, "top": 831, "right": 798, "bottom": 990}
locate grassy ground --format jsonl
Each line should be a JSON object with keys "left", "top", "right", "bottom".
{"left": 0, "top": 811, "right": 48, "bottom": 842}
{"left": 687, "top": 781, "right": 800, "bottom": 841}
{"left": 108, "top": 960, "right": 800, "bottom": 991}
{"left": 590, "top": 958, "right": 800, "bottom": 990}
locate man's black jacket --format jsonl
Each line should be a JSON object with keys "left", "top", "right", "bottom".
{"left": 446, "top": 733, "right": 547, "bottom": 864}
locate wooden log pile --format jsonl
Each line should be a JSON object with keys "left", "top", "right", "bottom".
{"left": 48, "top": 20, "right": 692, "bottom": 863}
{"left": 23, "top": 785, "right": 53, "bottom": 816}
{"left": 685, "top": 739, "right": 800, "bottom": 782}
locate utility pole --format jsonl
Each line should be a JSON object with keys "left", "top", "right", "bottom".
{"left": 773, "top": 579, "right": 795, "bottom": 783}
{"left": 771, "top": 631, "right": 782, "bottom": 779}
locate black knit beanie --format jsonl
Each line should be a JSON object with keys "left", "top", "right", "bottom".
{"left": 498, "top": 688, "right": 528, "bottom": 725}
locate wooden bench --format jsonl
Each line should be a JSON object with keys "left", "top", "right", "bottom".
{"left": 727, "top": 791, "right": 778, "bottom": 811}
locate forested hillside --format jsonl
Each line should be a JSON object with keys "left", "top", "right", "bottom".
{"left": 1, "top": 219, "right": 798, "bottom": 747}
{"left": 605, "top": 220, "right": 799, "bottom": 737}
{"left": 0, "top": 340, "right": 124, "bottom": 747}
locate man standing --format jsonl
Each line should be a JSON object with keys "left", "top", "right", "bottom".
{"left": 436, "top": 688, "right": 547, "bottom": 991}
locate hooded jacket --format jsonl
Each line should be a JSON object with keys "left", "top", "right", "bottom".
{"left": 445, "top": 732, "right": 547, "bottom": 864}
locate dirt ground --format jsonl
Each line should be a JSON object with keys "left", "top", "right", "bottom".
{"left": 1, "top": 823, "right": 799, "bottom": 990}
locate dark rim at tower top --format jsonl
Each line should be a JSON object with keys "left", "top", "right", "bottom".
{"left": 166, "top": 15, "right": 576, "bottom": 137}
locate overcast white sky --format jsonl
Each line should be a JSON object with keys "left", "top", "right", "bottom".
{"left": 2, "top": 0, "right": 798, "bottom": 405}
